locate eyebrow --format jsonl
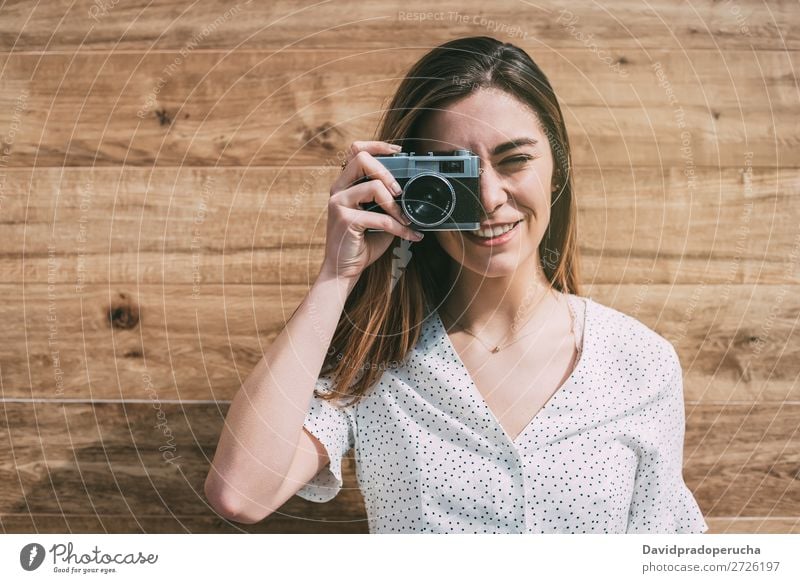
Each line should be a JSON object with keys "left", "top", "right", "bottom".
{"left": 491, "top": 137, "right": 539, "bottom": 155}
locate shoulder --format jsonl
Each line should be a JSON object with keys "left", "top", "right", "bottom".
{"left": 584, "top": 295, "right": 680, "bottom": 387}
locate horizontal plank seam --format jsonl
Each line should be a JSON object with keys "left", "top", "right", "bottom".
{"left": 1, "top": 48, "right": 797, "bottom": 56}
{"left": 0, "top": 398, "right": 227, "bottom": 404}
{"left": 3, "top": 399, "right": 799, "bottom": 405}
{"left": 7, "top": 286, "right": 796, "bottom": 292}
{"left": 1, "top": 165, "right": 794, "bottom": 170}
{"left": 1, "top": 513, "right": 797, "bottom": 520}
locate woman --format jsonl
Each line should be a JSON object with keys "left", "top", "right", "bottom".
{"left": 205, "top": 36, "right": 708, "bottom": 534}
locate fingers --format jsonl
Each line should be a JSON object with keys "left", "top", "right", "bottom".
{"left": 333, "top": 177, "right": 410, "bottom": 227}
{"left": 338, "top": 206, "right": 424, "bottom": 242}
{"left": 330, "top": 141, "right": 403, "bottom": 201}
{"left": 346, "top": 140, "right": 402, "bottom": 164}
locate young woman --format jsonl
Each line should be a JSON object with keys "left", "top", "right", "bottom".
{"left": 205, "top": 36, "right": 708, "bottom": 534}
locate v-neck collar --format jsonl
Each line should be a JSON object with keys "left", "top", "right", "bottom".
{"left": 431, "top": 293, "right": 591, "bottom": 448}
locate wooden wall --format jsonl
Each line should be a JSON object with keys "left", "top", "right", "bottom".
{"left": 1, "top": 0, "right": 798, "bottom": 534}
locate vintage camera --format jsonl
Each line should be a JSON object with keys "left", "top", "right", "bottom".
{"left": 358, "top": 149, "right": 483, "bottom": 231}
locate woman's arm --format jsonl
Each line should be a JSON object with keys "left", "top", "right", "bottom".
{"left": 204, "top": 269, "right": 357, "bottom": 524}
{"left": 205, "top": 139, "right": 419, "bottom": 523}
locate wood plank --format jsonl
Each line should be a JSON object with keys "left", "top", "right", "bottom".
{"left": 586, "top": 284, "right": 800, "bottom": 403}
{"left": 0, "top": 402, "right": 366, "bottom": 530}
{"left": 0, "top": 513, "right": 368, "bottom": 534}
{"left": 0, "top": 0, "right": 795, "bottom": 51}
{"left": 2, "top": 515, "right": 798, "bottom": 534}
{"left": 0, "top": 284, "right": 308, "bottom": 401}
{"left": 0, "top": 48, "right": 795, "bottom": 168}
{"left": 2, "top": 166, "right": 797, "bottom": 286}
{"left": 1, "top": 284, "right": 798, "bottom": 402}
{"left": 0, "top": 402, "right": 797, "bottom": 529}
{"left": 685, "top": 403, "right": 800, "bottom": 518}
{"left": 706, "top": 518, "right": 800, "bottom": 534}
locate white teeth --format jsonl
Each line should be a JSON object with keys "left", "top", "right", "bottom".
{"left": 472, "top": 221, "right": 519, "bottom": 238}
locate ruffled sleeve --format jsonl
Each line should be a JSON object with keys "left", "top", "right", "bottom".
{"left": 626, "top": 354, "right": 709, "bottom": 533}
{"left": 294, "top": 374, "right": 357, "bottom": 503}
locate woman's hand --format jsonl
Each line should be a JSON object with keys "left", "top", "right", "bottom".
{"left": 318, "top": 140, "right": 424, "bottom": 283}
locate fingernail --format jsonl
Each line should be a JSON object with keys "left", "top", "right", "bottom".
{"left": 391, "top": 181, "right": 402, "bottom": 195}
{"left": 413, "top": 231, "right": 424, "bottom": 240}
{"left": 390, "top": 144, "right": 402, "bottom": 150}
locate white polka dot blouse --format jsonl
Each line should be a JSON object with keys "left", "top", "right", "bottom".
{"left": 295, "top": 293, "right": 709, "bottom": 534}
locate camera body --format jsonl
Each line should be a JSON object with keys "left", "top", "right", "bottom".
{"left": 358, "top": 149, "right": 483, "bottom": 231}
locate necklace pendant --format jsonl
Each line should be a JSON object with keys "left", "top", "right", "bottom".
{"left": 492, "top": 346, "right": 500, "bottom": 353}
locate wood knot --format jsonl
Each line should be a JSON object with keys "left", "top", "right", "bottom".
{"left": 615, "top": 56, "right": 630, "bottom": 65}
{"left": 734, "top": 332, "right": 762, "bottom": 348}
{"left": 302, "top": 122, "right": 344, "bottom": 151}
{"left": 155, "top": 108, "right": 173, "bottom": 127}
{"left": 107, "top": 292, "right": 140, "bottom": 330}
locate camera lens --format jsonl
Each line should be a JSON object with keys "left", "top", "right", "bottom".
{"left": 401, "top": 174, "right": 455, "bottom": 227}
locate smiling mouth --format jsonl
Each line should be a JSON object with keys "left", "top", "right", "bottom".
{"left": 470, "top": 219, "right": 523, "bottom": 239}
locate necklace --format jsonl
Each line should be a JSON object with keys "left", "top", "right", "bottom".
{"left": 440, "top": 287, "right": 569, "bottom": 354}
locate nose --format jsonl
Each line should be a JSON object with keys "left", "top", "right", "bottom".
{"left": 479, "top": 163, "right": 508, "bottom": 218}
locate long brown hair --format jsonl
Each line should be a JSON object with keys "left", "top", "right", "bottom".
{"left": 318, "top": 36, "right": 581, "bottom": 407}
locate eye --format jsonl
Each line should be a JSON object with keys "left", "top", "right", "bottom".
{"left": 502, "top": 155, "right": 534, "bottom": 164}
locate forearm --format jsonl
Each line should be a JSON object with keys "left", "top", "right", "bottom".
{"left": 205, "top": 269, "right": 356, "bottom": 520}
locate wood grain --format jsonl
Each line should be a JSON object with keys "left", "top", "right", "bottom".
{"left": 0, "top": 401, "right": 797, "bottom": 533}
{"left": 2, "top": 515, "right": 797, "bottom": 534}
{"left": 0, "top": 0, "right": 795, "bottom": 51}
{"left": 1, "top": 283, "right": 797, "bottom": 403}
{"left": 2, "top": 166, "right": 797, "bottom": 286}
{"left": 0, "top": 402, "right": 367, "bottom": 532}
{"left": 706, "top": 518, "right": 800, "bottom": 534}
{"left": 0, "top": 48, "right": 795, "bottom": 168}
{"left": 685, "top": 403, "right": 800, "bottom": 518}
{"left": 0, "top": 513, "right": 368, "bottom": 534}
{"left": 2, "top": 0, "right": 797, "bottom": 535}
